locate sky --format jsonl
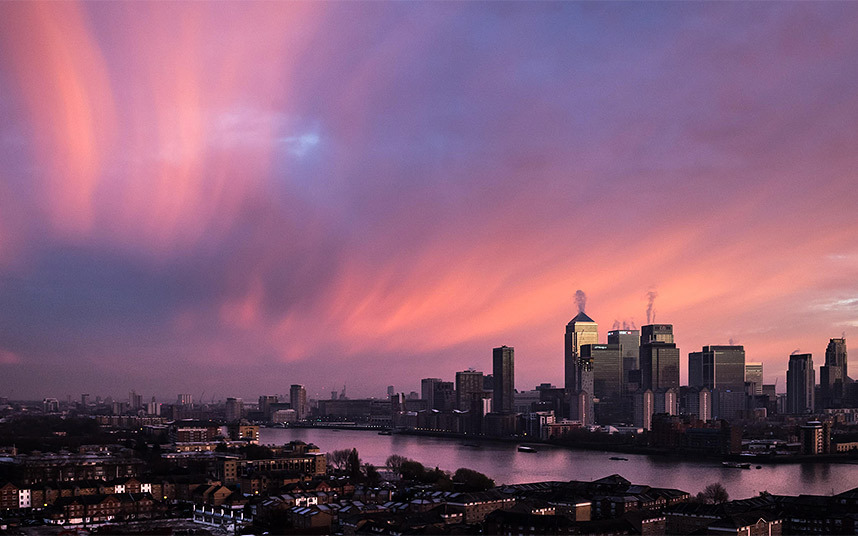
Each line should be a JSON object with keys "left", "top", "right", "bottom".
{"left": 1, "top": 2, "right": 857, "bottom": 402}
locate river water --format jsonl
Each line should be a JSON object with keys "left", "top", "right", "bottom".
{"left": 259, "top": 427, "right": 858, "bottom": 500}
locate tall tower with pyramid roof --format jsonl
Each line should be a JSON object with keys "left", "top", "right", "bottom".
{"left": 565, "top": 307, "right": 598, "bottom": 424}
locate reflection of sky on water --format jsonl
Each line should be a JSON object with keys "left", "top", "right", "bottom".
{"left": 262, "top": 428, "right": 858, "bottom": 498}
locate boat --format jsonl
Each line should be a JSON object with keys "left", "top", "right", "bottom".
{"left": 609, "top": 456, "right": 629, "bottom": 461}
{"left": 722, "top": 461, "right": 751, "bottom": 469}
{"left": 518, "top": 445, "right": 537, "bottom": 453}
{"left": 378, "top": 430, "right": 392, "bottom": 435}
{"left": 462, "top": 442, "right": 480, "bottom": 448}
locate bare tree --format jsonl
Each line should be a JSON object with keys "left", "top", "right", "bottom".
{"left": 327, "top": 449, "right": 351, "bottom": 470}
{"left": 696, "top": 482, "right": 729, "bottom": 504}
{"left": 385, "top": 454, "right": 409, "bottom": 472}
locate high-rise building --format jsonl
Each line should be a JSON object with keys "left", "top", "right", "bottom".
{"left": 225, "top": 397, "right": 244, "bottom": 422}
{"left": 582, "top": 344, "right": 622, "bottom": 400}
{"left": 433, "top": 381, "right": 456, "bottom": 411}
{"left": 421, "top": 378, "right": 442, "bottom": 409}
{"left": 177, "top": 394, "right": 193, "bottom": 406}
{"left": 80, "top": 394, "right": 90, "bottom": 408}
{"left": 745, "top": 363, "right": 763, "bottom": 395}
{"left": 641, "top": 324, "right": 674, "bottom": 344}
{"left": 820, "top": 338, "right": 848, "bottom": 409}
{"left": 455, "top": 370, "right": 484, "bottom": 411}
{"left": 787, "top": 354, "right": 815, "bottom": 414}
{"left": 493, "top": 346, "right": 515, "bottom": 413}
{"left": 639, "top": 325, "right": 680, "bottom": 392}
{"left": 259, "top": 395, "right": 278, "bottom": 421}
{"left": 387, "top": 385, "right": 395, "bottom": 397}
{"left": 565, "top": 313, "right": 598, "bottom": 394}
{"left": 608, "top": 329, "right": 640, "bottom": 393}
{"left": 687, "top": 346, "right": 746, "bottom": 392}
{"left": 290, "top": 385, "right": 308, "bottom": 419}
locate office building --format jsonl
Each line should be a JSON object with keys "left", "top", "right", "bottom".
{"left": 225, "top": 397, "right": 244, "bottom": 422}
{"left": 787, "top": 354, "right": 815, "bottom": 414}
{"left": 688, "top": 345, "right": 746, "bottom": 392}
{"left": 493, "top": 346, "right": 515, "bottom": 413}
{"left": 565, "top": 312, "right": 598, "bottom": 394}
{"left": 641, "top": 324, "right": 674, "bottom": 344}
{"left": 582, "top": 343, "right": 623, "bottom": 400}
{"left": 608, "top": 329, "right": 640, "bottom": 393}
{"left": 639, "top": 325, "right": 680, "bottom": 392}
{"left": 745, "top": 363, "right": 763, "bottom": 395}
{"left": 820, "top": 338, "right": 848, "bottom": 409}
{"left": 290, "top": 384, "right": 308, "bottom": 419}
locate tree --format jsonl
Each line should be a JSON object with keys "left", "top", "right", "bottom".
{"left": 399, "top": 460, "right": 427, "bottom": 482}
{"left": 327, "top": 449, "right": 351, "bottom": 470}
{"left": 386, "top": 454, "right": 409, "bottom": 472}
{"left": 452, "top": 468, "right": 494, "bottom": 491}
{"left": 346, "top": 448, "right": 362, "bottom": 480}
{"left": 696, "top": 482, "right": 729, "bottom": 504}
{"left": 364, "top": 463, "right": 381, "bottom": 486}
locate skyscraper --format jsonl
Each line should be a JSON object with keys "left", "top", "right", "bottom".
{"left": 582, "top": 344, "right": 622, "bottom": 400}
{"left": 290, "top": 384, "right": 307, "bottom": 419}
{"left": 565, "top": 312, "right": 598, "bottom": 394}
{"left": 493, "top": 346, "right": 515, "bottom": 413}
{"left": 639, "top": 324, "right": 680, "bottom": 392}
{"left": 225, "top": 397, "right": 244, "bottom": 422}
{"left": 820, "top": 338, "right": 848, "bottom": 409}
{"left": 421, "top": 378, "right": 442, "bottom": 409}
{"left": 608, "top": 329, "right": 640, "bottom": 393}
{"left": 687, "top": 345, "right": 746, "bottom": 392}
{"left": 455, "top": 370, "right": 485, "bottom": 411}
{"left": 745, "top": 362, "right": 763, "bottom": 395}
{"left": 787, "top": 354, "right": 815, "bottom": 414}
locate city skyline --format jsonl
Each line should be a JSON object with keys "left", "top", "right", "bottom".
{"left": 1, "top": 2, "right": 858, "bottom": 399}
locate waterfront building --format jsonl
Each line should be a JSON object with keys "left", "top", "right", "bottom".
{"left": 787, "top": 354, "right": 815, "bottom": 414}
{"left": 290, "top": 385, "right": 308, "bottom": 420}
{"left": 225, "top": 397, "right": 244, "bottom": 423}
{"left": 258, "top": 395, "right": 278, "bottom": 422}
{"left": 493, "top": 346, "right": 515, "bottom": 413}
{"left": 456, "top": 370, "right": 485, "bottom": 411}
{"left": 800, "top": 420, "right": 831, "bottom": 455}
{"left": 421, "top": 378, "right": 442, "bottom": 409}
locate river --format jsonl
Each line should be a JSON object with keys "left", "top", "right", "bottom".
{"left": 259, "top": 427, "right": 858, "bottom": 500}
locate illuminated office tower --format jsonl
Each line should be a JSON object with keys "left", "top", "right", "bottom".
{"left": 290, "top": 384, "right": 307, "bottom": 419}
{"left": 565, "top": 312, "right": 598, "bottom": 394}
{"left": 745, "top": 363, "right": 763, "bottom": 395}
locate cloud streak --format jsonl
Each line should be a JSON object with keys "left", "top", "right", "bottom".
{"left": 0, "top": 3, "right": 857, "bottom": 398}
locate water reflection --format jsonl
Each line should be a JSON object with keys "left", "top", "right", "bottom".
{"left": 260, "top": 428, "right": 858, "bottom": 499}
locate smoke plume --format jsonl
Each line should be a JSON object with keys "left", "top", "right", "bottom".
{"left": 575, "top": 290, "right": 587, "bottom": 313}
{"left": 645, "top": 290, "right": 658, "bottom": 324}
{"left": 728, "top": 338, "right": 734, "bottom": 345}
{"left": 612, "top": 320, "right": 620, "bottom": 330}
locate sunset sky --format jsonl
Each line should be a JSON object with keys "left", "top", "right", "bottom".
{"left": 1, "top": 2, "right": 857, "bottom": 401}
